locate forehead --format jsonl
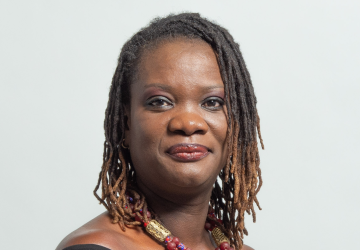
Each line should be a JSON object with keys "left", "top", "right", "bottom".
{"left": 134, "top": 39, "right": 223, "bottom": 90}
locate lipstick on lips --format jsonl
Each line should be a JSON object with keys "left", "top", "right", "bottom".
{"left": 166, "top": 143, "right": 210, "bottom": 162}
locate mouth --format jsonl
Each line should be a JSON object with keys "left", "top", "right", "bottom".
{"left": 166, "top": 143, "right": 210, "bottom": 162}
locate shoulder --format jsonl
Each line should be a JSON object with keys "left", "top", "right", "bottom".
{"left": 242, "top": 244, "right": 255, "bottom": 250}
{"left": 56, "top": 228, "right": 122, "bottom": 250}
{"left": 56, "top": 213, "right": 127, "bottom": 250}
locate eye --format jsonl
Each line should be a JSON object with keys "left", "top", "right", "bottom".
{"left": 145, "top": 96, "right": 173, "bottom": 109}
{"left": 201, "top": 97, "right": 224, "bottom": 111}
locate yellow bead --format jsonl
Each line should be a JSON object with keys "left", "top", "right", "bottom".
{"left": 145, "top": 220, "right": 172, "bottom": 242}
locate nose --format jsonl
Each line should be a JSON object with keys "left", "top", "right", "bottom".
{"left": 168, "top": 111, "right": 209, "bottom": 136}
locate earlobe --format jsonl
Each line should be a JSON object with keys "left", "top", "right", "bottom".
{"left": 121, "top": 139, "right": 129, "bottom": 149}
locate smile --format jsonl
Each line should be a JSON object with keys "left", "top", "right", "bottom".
{"left": 166, "top": 143, "right": 210, "bottom": 162}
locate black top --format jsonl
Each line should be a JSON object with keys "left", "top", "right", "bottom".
{"left": 63, "top": 244, "right": 111, "bottom": 250}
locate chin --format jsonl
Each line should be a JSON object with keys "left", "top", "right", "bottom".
{"left": 135, "top": 155, "right": 223, "bottom": 195}
{"left": 167, "top": 165, "right": 218, "bottom": 189}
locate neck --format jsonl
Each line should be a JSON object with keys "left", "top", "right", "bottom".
{"left": 137, "top": 180, "right": 216, "bottom": 249}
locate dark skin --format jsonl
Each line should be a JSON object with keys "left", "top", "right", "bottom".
{"left": 56, "top": 39, "right": 254, "bottom": 250}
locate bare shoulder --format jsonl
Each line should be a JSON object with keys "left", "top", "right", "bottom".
{"left": 56, "top": 212, "right": 128, "bottom": 250}
{"left": 242, "top": 244, "right": 255, "bottom": 250}
{"left": 56, "top": 228, "right": 120, "bottom": 250}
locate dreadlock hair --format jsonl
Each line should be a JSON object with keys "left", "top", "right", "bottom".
{"left": 94, "top": 13, "right": 264, "bottom": 250}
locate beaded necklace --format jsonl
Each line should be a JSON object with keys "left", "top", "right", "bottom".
{"left": 126, "top": 195, "right": 235, "bottom": 250}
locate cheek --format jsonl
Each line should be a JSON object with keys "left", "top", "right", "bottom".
{"left": 213, "top": 118, "right": 228, "bottom": 141}
{"left": 204, "top": 111, "right": 229, "bottom": 167}
{"left": 129, "top": 111, "right": 167, "bottom": 156}
{"left": 128, "top": 115, "right": 158, "bottom": 178}
{"left": 207, "top": 111, "right": 228, "bottom": 145}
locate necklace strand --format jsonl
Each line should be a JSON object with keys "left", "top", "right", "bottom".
{"left": 126, "top": 195, "right": 235, "bottom": 250}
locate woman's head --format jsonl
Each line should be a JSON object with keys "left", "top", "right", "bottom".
{"left": 126, "top": 38, "right": 229, "bottom": 199}
{"left": 94, "top": 13, "right": 263, "bottom": 250}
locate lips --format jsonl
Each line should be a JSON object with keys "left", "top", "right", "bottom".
{"left": 166, "top": 143, "right": 210, "bottom": 162}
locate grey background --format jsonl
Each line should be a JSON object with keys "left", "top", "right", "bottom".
{"left": 1, "top": 0, "right": 359, "bottom": 249}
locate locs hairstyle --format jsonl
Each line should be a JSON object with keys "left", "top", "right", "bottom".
{"left": 94, "top": 13, "right": 264, "bottom": 250}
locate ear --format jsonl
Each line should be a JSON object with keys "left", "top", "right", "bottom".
{"left": 123, "top": 105, "right": 131, "bottom": 147}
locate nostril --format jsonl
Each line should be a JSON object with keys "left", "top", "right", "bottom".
{"left": 172, "top": 128, "right": 206, "bottom": 136}
{"left": 172, "top": 129, "right": 187, "bottom": 136}
{"left": 168, "top": 114, "right": 208, "bottom": 136}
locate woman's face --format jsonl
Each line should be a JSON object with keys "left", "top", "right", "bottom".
{"left": 126, "top": 39, "right": 228, "bottom": 197}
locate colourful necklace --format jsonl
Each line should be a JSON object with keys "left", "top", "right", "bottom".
{"left": 126, "top": 196, "right": 235, "bottom": 250}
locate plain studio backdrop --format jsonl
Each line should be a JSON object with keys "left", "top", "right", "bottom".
{"left": 1, "top": 0, "right": 359, "bottom": 249}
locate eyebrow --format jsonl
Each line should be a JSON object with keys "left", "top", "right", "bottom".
{"left": 144, "top": 83, "right": 224, "bottom": 91}
{"left": 144, "top": 83, "right": 173, "bottom": 91}
{"left": 203, "top": 85, "right": 224, "bottom": 90}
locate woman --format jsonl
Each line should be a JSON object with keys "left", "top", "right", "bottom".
{"left": 57, "top": 13, "right": 263, "bottom": 250}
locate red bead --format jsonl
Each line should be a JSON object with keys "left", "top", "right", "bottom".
{"left": 167, "top": 242, "right": 177, "bottom": 250}
{"left": 172, "top": 237, "right": 180, "bottom": 245}
{"left": 143, "top": 222, "right": 148, "bottom": 227}
{"left": 204, "top": 222, "right": 212, "bottom": 231}
{"left": 219, "top": 242, "right": 230, "bottom": 250}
